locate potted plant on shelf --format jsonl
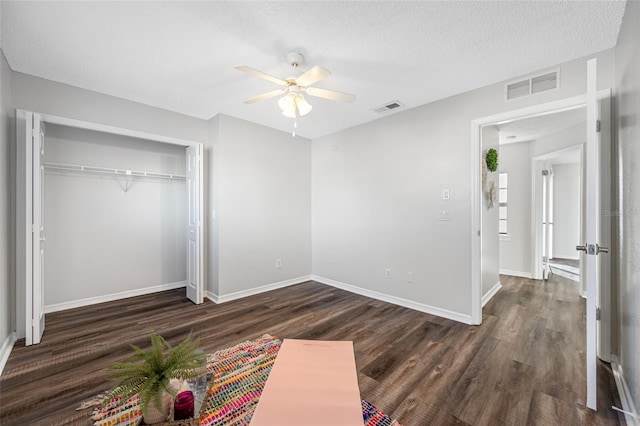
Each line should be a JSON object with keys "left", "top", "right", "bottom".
{"left": 103, "top": 332, "right": 206, "bottom": 424}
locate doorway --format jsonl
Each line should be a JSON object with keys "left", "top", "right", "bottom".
{"left": 16, "top": 110, "right": 204, "bottom": 346}
{"left": 533, "top": 146, "right": 583, "bottom": 284}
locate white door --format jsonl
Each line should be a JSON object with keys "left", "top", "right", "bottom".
{"left": 186, "top": 144, "right": 203, "bottom": 304}
{"left": 20, "top": 111, "right": 46, "bottom": 346}
{"left": 580, "top": 58, "right": 608, "bottom": 410}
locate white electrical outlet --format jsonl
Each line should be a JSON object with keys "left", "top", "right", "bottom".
{"left": 276, "top": 258, "right": 282, "bottom": 269}
{"left": 408, "top": 272, "right": 414, "bottom": 283}
{"left": 439, "top": 210, "right": 450, "bottom": 221}
{"left": 385, "top": 268, "right": 392, "bottom": 279}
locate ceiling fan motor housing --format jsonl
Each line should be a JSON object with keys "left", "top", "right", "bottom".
{"left": 287, "top": 52, "right": 305, "bottom": 68}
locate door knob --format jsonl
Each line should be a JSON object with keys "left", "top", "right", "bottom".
{"left": 576, "top": 244, "right": 587, "bottom": 252}
{"left": 596, "top": 244, "right": 609, "bottom": 254}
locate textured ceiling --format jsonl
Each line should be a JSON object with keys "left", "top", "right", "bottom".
{"left": 497, "top": 107, "right": 586, "bottom": 145}
{"left": 0, "top": 1, "right": 626, "bottom": 139}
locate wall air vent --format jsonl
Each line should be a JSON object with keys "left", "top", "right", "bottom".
{"left": 373, "top": 101, "right": 405, "bottom": 114}
{"left": 506, "top": 69, "right": 559, "bottom": 101}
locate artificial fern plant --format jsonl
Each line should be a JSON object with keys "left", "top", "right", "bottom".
{"left": 103, "top": 332, "right": 206, "bottom": 418}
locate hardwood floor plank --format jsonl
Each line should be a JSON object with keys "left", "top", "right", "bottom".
{"left": 0, "top": 277, "right": 625, "bottom": 426}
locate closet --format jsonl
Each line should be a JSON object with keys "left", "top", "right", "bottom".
{"left": 16, "top": 110, "right": 204, "bottom": 346}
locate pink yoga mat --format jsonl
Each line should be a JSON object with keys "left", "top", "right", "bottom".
{"left": 250, "top": 339, "right": 363, "bottom": 426}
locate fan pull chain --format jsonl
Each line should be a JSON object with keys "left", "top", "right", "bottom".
{"left": 292, "top": 119, "right": 297, "bottom": 137}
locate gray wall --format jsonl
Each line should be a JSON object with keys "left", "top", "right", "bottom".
{"left": 11, "top": 73, "right": 208, "bottom": 144}
{"left": 0, "top": 51, "right": 14, "bottom": 356}
{"left": 615, "top": 0, "right": 640, "bottom": 412}
{"left": 212, "top": 115, "right": 311, "bottom": 297}
{"left": 43, "top": 124, "right": 187, "bottom": 307}
{"left": 498, "top": 141, "right": 532, "bottom": 276}
{"left": 312, "top": 50, "right": 614, "bottom": 321}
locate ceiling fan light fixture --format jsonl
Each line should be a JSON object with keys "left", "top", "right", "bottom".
{"left": 296, "top": 94, "right": 313, "bottom": 116}
{"left": 278, "top": 93, "right": 312, "bottom": 118}
{"left": 278, "top": 93, "right": 297, "bottom": 118}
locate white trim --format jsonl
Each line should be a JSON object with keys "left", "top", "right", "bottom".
{"left": 206, "top": 276, "right": 312, "bottom": 304}
{"left": 0, "top": 332, "right": 17, "bottom": 376}
{"left": 39, "top": 113, "right": 197, "bottom": 147}
{"left": 470, "top": 119, "right": 482, "bottom": 325}
{"left": 499, "top": 269, "right": 532, "bottom": 279}
{"left": 313, "top": 275, "right": 473, "bottom": 325}
{"left": 611, "top": 357, "right": 640, "bottom": 426}
{"left": 44, "top": 281, "right": 187, "bottom": 313}
{"left": 482, "top": 281, "right": 502, "bottom": 307}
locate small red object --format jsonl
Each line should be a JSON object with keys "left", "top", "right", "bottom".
{"left": 174, "top": 390, "right": 195, "bottom": 420}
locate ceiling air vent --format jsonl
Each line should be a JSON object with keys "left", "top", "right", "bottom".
{"left": 506, "top": 69, "right": 559, "bottom": 101}
{"left": 373, "top": 101, "right": 404, "bottom": 114}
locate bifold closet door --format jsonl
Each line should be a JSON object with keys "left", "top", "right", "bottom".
{"left": 16, "top": 110, "right": 46, "bottom": 346}
{"left": 186, "top": 144, "right": 203, "bottom": 304}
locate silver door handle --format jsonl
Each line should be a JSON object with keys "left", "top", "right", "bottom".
{"left": 597, "top": 244, "right": 609, "bottom": 254}
{"left": 576, "top": 244, "right": 587, "bottom": 252}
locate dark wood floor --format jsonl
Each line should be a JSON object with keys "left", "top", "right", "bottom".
{"left": 0, "top": 275, "right": 625, "bottom": 425}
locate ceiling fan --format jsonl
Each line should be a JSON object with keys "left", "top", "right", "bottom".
{"left": 235, "top": 52, "right": 355, "bottom": 118}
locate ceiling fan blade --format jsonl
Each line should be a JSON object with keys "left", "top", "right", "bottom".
{"left": 234, "top": 65, "right": 286, "bottom": 86}
{"left": 242, "top": 89, "right": 285, "bottom": 104}
{"left": 296, "top": 66, "right": 331, "bottom": 87}
{"left": 305, "top": 87, "right": 355, "bottom": 103}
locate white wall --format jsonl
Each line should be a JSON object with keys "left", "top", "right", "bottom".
{"left": 312, "top": 50, "right": 614, "bottom": 322}
{"left": 43, "top": 124, "right": 187, "bottom": 307}
{"left": 481, "top": 126, "right": 500, "bottom": 299}
{"left": 499, "top": 123, "right": 585, "bottom": 277}
{"left": 615, "top": 0, "right": 640, "bottom": 414}
{"left": 213, "top": 115, "right": 311, "bottom": 297}
{"left": 552, "top": 163, "right": 580, "bottom": 259}
{"left": 0, "top": 50, "right": 14, "bottom": 364}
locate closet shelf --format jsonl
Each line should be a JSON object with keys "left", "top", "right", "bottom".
{"left": 43, "top": 162, "right": 186, "bottom": 181}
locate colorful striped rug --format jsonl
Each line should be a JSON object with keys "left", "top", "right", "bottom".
{"left": 89, "top": 335, "right": 401, "bottom": 426}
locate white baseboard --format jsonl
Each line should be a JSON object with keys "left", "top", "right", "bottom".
{"left": 0, "top": 332, "right": 17, "bottom": 376}
{"left": 206, "top": 275, "right": 312, "bottom": 304}
{"left": 611, "top": 356, "right": 640, "bottom": 425}
{"left": 44, "top": 281, "right": 187, "bottom": 313}
{"left": 312, "top": 275, "right": 473, "bottom": 325}
{"left": 482, "top": 281, "right": 502, "bottom": 307}
{"left": 500, "top": 269, "right": 532, "bottom": 279}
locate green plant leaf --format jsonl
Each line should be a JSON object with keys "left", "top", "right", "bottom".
{"left": 486, "top": 148, "right": 499, "bottom": 172}
{"left": 100, "top": 331, "right": 206, "bottom": 416}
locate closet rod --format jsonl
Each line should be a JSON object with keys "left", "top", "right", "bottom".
{"left": 43, "top": 162, "right": 186, "bottom": 181}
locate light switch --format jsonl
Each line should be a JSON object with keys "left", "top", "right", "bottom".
{"left": 442, "top": 189, "right": 450, "bottom": 200}
{"left": 439, "top": 210, "right": 450, "bottom": 221}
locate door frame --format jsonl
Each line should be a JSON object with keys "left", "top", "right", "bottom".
{"left": 15, "top": 110, "right": 205, "bottom": 343}
{"left": 470, "top": 90, "right": 611, "bottom": 325}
